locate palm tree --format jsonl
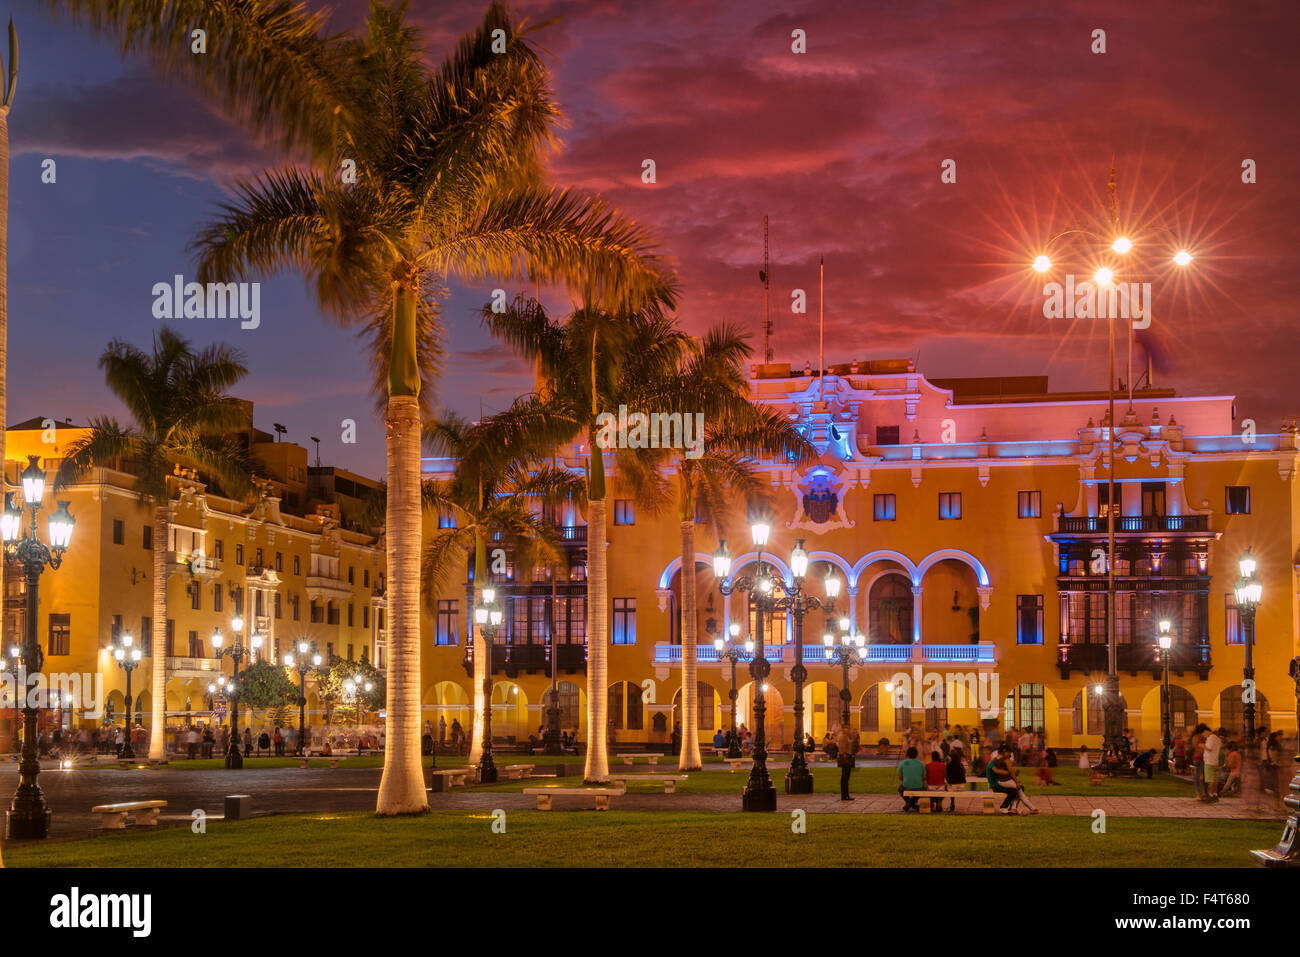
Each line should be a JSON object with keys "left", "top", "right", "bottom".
{"left": 188, "top": 3, "right": 673, "bottom": 813}
{"left": 0, "top": 24, "right": 17, "bottom": 810}
{"left": 54, "top": 327, "right": 252, "bottom": 762}
{"left": 421, "top": 399, "right": 583, "bottom": 766}
{"left": 630, "top": 324, "right": 816, "bottom": 769}
{"left": 484, "top": 296, "right": 691, "bottom": 781}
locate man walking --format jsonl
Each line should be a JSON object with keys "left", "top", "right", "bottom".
{"left": 1202, "top": 727, "right": 1224, "bottom": 801}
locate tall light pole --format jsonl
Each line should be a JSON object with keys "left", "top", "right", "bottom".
{"left": 1031, "top": 178, "right": 1194, "bottom": 750}
{"left": 3, "top": 645, "right": 19, "bottom": 756}
{"left": 713, "top": 622, "right": 753, "bottom": 759}
{"left": 212, "top": 616, "right": 261, "bottom": 769}
{"left": 2, "top": 459, "right": 75, "bottom": 839}
{"left": 112, "top": 631, "right": 143, "bottom": 760}
{"left": 473, "top": 587, "right": 502, "bottom": 784}
{"left": 283, "top": 640, "right": 320, "bottom": 757}
{"left": 712, "top": 520, "right": 779, "bottom": 812}
{"left": 1234, "top": 549, "right": 1262, "bottom": 753}
{"left": 344, "top": 677, "right": 374, "bottom": 744}
{"left": 1157, "top": 619, "right": 1172, "bottom": 772}
{"left": 825, "top": 631, "right": 866, "bottom": 728}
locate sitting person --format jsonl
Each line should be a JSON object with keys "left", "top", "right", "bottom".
{"left": 1133, "top": 747, "right": 1159, "bottom": 779}
{"left": 713, "top": 729, "right": 726, "bottom": 750}
{"left": 1036, "top": 748, "right": 1058, "bottom": 786}
{"left": 945, "top": 750, "right": 967, "bottom": 812}
{"left": 823, "top": 733, "right": 838, "bottom": 761}
{"left": 925, "top": 750, "right": 947, "bottom": 812}
{"left": 1078, "top": 745, "right": 1091, "bottom": 769}
{"left": 897, "top": 747, "right": 926, "bottom": 812}
{"left": 321, "top": 740, "right": 333, "bottom": 757}
{"left": 1221, "top": 744, "right": 1242, "bottom": 794}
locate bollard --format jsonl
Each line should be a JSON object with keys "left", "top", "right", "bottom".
{"left": 224, "top": 794, "right": 252, "bottom": 821}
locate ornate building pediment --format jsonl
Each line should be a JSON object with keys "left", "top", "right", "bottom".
{"left": 786, "top": 466, "right": 855, "bottom": 532}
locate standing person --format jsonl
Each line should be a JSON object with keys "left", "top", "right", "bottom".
{"left": 837, "top": 723, "right": 856, "bottom": 801}
{"left": 897, "top": 746, "right": 926, "bottom": 812}
{"left": 1173, "top": 734, "right": 1187, "bottom": 773}
{"left": 438, "top": 715, "right": 447, "bottom": 744}
{"left": 243, "top": 726, "right": 253, "bottom": 758}
{"left": 1221, "top": 743, "right": 1242, "bottom": 795}
{"left": 1190, "top": 724, "right": 1208, "bottom": 799}
{"left": 1037, "top": 747, "right": 1058, "bottom": 786}
{"left": 1202, "top": 726, "right": 1223, "bottom": 802}
{"left": 924, "top": 750, "right": 947, "bottom": 812}
{"left": 422, "top": 722, "right": 434, "bottom": 757}
{"left": 273, "top": 727, "right": 284, "bottom": 756}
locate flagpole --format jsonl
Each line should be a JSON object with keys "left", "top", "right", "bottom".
{"left": 818, "top": 255, "right": 824, "bottom": 403}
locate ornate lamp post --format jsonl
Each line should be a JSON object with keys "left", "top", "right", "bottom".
{"left": 3, "top": 646, "right": 19, "bottom": 756}
{"left": 713, "top": 622, "right": 753, "bottom": 759}
{"left": 111, "top": 631, "right": 143, "bottom": 760}
{"left": 1157, "top": 619, "right": 1172, "bottom": 772}
{"left": 712, "top": 521, "right": 779, "bottom": 812}
{"left": 344, "top": 677, "right": 374, "bottom": 744}
{"left": 2, "top": 459, "right": 75, "bottom": 839}
{"left": 283, "top": 640, "right": 320, "bottom": 756}
{"left": 824, "top": 631, "right": 866, "bottom": 728}
{"left": 772, "top": 543, "right": 839, "bottom": 794}
{"left": 473, "top": 586, "right": 502, "bottom": 784}
{"left": 212, "top": 616, "right": 261, "bottom": 769}
{"left": 1234, "top": 549, "right": 1262, "bottom": 752}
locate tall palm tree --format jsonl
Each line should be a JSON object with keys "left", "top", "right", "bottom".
{"left": 0, "top": 24, "right": 17, "bottom": 805}
{"left": 54, "top": 327, "right": 252, "bottom": 762}
{"left": 630, "top": 324, "right": 816, "bottom": 769}
{"left": 420, "top": 399, "right": 582, "bottom": 766}
{"left": 189, "top": 3, "right": 672, "bottom": 813}
{"left": 484, "top": 296, "right": 690, "bottom": 781}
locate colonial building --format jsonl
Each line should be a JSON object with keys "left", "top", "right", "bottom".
{"left": 1, "top": 404, "right": 385, "bottom": 743}
{"left": 421, "top": 359, "right": 1300, "bottom": 751}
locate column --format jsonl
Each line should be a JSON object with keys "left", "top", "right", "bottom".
{"left": 847, "top": 585, "right": 858, "bottom": 634}
{"left": 911, "top": 585, "right": 923, "bottom": 643}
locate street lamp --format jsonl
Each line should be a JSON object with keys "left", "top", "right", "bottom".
{"left": 111, "top": 631, "right": 143, "bottom": 760}
{"left": 2, "top": 646, "right": 19, "bottom": 757}
{"left": 344, "top": 677, "right": 374, "bottom": 745}
{"left": 1031, "top": 188, "right": 1194, "bottom": 752}
{"left": 714, "top": 622, "right": 754, "bottom": 759}
{"left": 474, "top": 586, "right": 502, "bottom": 783}
{"left": 824, "top": 631, "right": 866, "bottom": 728}
{"left": 212, "top": 616, "right": 261, "bottom": 768}
{"left": 1234, "top": 549, "right": 1262, "bottom": 751}
{"left": 1157, "top": 619, "right": 1173, "bottom": 772}
{"left": 3, "top": 459, "right": 75, "bottom": 840}
{"left": 712, "top": 521, "right": 780, "bottom": 812}
{"left": 283, "top": 640, "right": 321, "bottom": 756}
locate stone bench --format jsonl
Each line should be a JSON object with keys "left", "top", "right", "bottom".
{"left": 523, "top": 786, "right": 625, "bottom": 810}
{"left": 298, "top": 755, "right": 348, "bottom": 769}
{"left": 902, "top": 786, "right": 995, "bottom": 814}
{"left": 429, "top": 768, "right": 475, "bottom": 790}
{"left": 608, "top": 774, "right": 689, "bottom": 794}
{"left": 91, "top": 799, "right": 167, "bottom": 829}
{"left": 618, "top": 754, "right": 662, "bottom": 767}
{"left": 499, "top": 765, "right": 535, "bottom": 780}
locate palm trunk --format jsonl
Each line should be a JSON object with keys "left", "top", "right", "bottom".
{"left": 583, "top": 497, "right": 609, "bottom": 782}
{"left": 678, "top": 518, "right": 702, "bottom": 770}
{"left": 148, "top": 508, "right": 168, "bottom": 760}
{"left": 0, "top": 105, "right": 6, "bottom": 869}
{"left": 467, "top": 530, "right": 487, "bottom": 766}
{"left": 376, "top": 280, "right": 428, "bottom": 814}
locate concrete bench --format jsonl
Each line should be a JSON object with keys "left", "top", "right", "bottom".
{"left": 298, "top": 755, "right": 348, "bottom": 769}
{"left": 902, "top": 786, "right": 995, "bottom": 814}
{"left": 429, "top": 768, "right": 475, "bottom": 790}
{"left": 724, "top": 758, "right": 752, "bottom": 772}
{"left": 499, "top": 765, "right": 535, "bottom": 780}
{"left": 524, "top": 786, "right": 625, "bottom": 810}
{"left": 618, "top": 753, "right": 662, "bottom": 767}
{"left": 91, "top": 800, "right": 167, "bottom": 829}
{"left": 608, "top": 774, "right": 689, "bottom": 793}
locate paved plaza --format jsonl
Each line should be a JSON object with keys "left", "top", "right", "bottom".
{"left": 0, "top": 761, "right": 1284, "bottom": 846}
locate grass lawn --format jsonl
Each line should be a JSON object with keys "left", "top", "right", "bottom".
{"left": 471, "top": 765, "right": 1197, "bottom": 797}
{"left": 63, "top": 755, "right": 444, "bottom": 771}
{"left": 3, "top": 810, "right": 1274, "bottom": 868}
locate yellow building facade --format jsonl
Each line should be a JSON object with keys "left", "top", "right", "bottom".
{"left": 1, "top": 413, "right": 385, "bottom": 746}
{"left": 421, "top": 360, "right": 1300, "bottom": 752}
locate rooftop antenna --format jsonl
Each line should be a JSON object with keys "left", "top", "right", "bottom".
{"left": 272, "top": 423, "right": 286, "bottom": 443}
{"left": 309, "top": 436, "right": 321, "bottom": 468}
{"left": 759, "top": 216, "right": 772, "bottom": 363}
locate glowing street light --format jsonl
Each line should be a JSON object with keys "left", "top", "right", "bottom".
{"left": 1032, "top": 255, "right": 1051, "bottom": 273}
{"left": 1111, "top": 236, "right": 1132, "bottom": 254}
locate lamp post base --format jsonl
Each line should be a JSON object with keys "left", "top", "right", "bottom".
{"left": 742, "top": 759, "right": 778, "bottom": 812}
{"left": 479, "top": 751, "right": 498, "bottom": 784}
{"left": 225, "top": 745, "right": 243, "bottom": 769}
{"left": 5, "top": 793, "right": 51, "bottom": 840}
{"left": 1250, "top": 762, "right": 1300, "bottom": 867}
{"left": 542, "top": 706, "right": 564, "bottom": 755}
{"left": 784, "top": 748, "right": 814, "bottom": 794}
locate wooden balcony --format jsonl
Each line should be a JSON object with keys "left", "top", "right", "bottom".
{"left": 1056, "top": 641, "right": 1212, "bottom": 680}
{"left": 1056, "top": 514, "right": 1210, "bottom": 534}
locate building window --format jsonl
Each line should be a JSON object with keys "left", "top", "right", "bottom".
{"left": 873, "top": 494, "right": 896, "bottom": 522}
{"left": 213, "top": 584, "right": 223, "bottom": 613}
{"left": 348, "top": 566, "right": 355, "bottom": 585}
{"left": 436, "top": 600, "right": 458, "bottom": 646}
{"left": 142, "top": 525, "right": 152, "bottom": 549}
{"left": 47, "top": 614, "right": 71, "bottom": 656}
{"left": 190, "top": 583, "right": 201, "bottom": 611}
{"left": 347, "top": 643, "right": 354, "bottom": 661}
{"left": 188, "top": 630, "right": 206, "bottom": 658}
{"left": 438, "top": 509, "right": 457, "bottom": 529}
{"left": 348, "top": 603, "right": 355, "bottom": 627}
{"left": 613, "top": 500, "right": 635, "bottom": 526}
{"left": 255, "top": 548, "right": 263, "bottom": 568}
{"left": 1141, "top": 481, "right": 1166, "bottom": 517}
{"left": 292, "top": 595, "right": 300, "bottom": 622}
{"left": 1225, "top": 486, "right": 1250, "bottom": 515}
{"left": 213, "top": 538, "right": 223, "bottom": 560}
{"left": 363, "top": 606, "right": 370, "bottom": 629}
{"left": 327, "top": 603, "right": 340, "bottom": 626}
{"left": 272, "top": 592, "right": 280, "bottom": 619}
{"left": 938, "top": 492, "right": 961, "bottom": 520}
{"left": 363, "top": 569, "right": 370, "bottom": 588}
{"left": 165, "top": 620, "right": 175, "bottom": 657}
{"left": 1017, "top": 490, "right": 1041, "bottom": 519}
{"left": 141, "top": 617, "right": 152, "bottom": 648}
{"left": 112, "top": 519, "right": 124, "bottom": 545}
{"left": 326, "top": 643, "right": 334, "bottom": 660}
{"left": 235, "top": 544, "right": 244, "bottom": 566}
{"left": 875, "top": 425, "right": 900, "bottom": 445}
{"left": 1016, "top": 595, "right": 1044, "bottom": 644}
{"left": 1225, "top": 595, "right": 1244, "bottom": 644}
{"left": 612, "top": 598, "right": 636, "bottom": 644}
{"left": 275, "top": 551, "right": 283, "bottom": 572}
{"left": 294, "top": 555, "right": 301, "bottom": 575}
{"left": 310, "top": 600, "right": 322, "bottom": 624}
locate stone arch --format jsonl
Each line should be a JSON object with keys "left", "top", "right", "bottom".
{"left": 850, "top": 550, "right": 919, "bottom": 588}
{"left": 916, "top": 548, "right": 990, "bottom": 587}
{"left": 657, "top": 552, "right": 719, "bottom": 590}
